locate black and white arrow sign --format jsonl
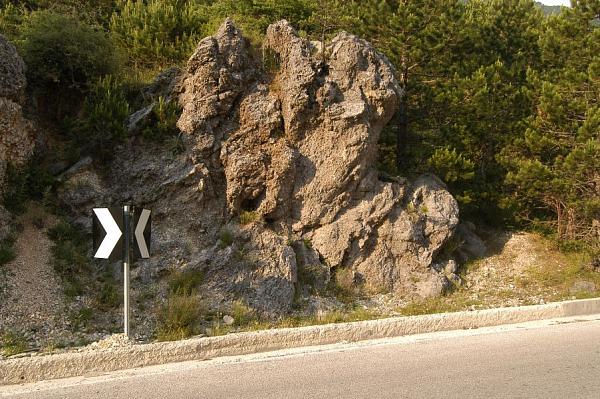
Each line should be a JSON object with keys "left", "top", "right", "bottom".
{"left": 93, "top": 207, "right": 124, "bottom": 261}
{"left": 91, "top": 205, "right": 152, "bottom": 338}
{"left": 133, "top": 209, "right": 151, "bottom": 259}
{"left": 92, "top": 206, "right": 151, "bottom": 261}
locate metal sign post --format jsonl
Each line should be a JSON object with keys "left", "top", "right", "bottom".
{"left": 92, "top": 206, "right": 152, "bottom": 339}
{"left": 123, "top": 205, "right": 132, "bottom": 337}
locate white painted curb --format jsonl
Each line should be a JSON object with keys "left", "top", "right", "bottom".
{"left": 2, "top": 297, "right": 600, "bottom": 385}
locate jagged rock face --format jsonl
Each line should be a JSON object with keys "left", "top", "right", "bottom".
{"left": 173, "top": 19, "right": 459, "bottom": 307}
{"left": 0, "top": 35, "right": 35, "bottom": 211}
{"left": 0, "top": 34, "right": 26, "bottom": 104}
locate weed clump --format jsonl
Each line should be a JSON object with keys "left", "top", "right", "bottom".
{"left": 157, "top": 290, "right": 203, "bottom": 341}
{"left": 0, "top": 330, "right": 28, "bottom": 356}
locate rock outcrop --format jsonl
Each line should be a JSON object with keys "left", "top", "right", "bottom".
{"left": 61, "top": 20, "right": 458, "bottom": 316}
{"left": 0, "top": 34, "right": 34, "bottom": 184}
{"left": 0, "top": 34, "right": 35, "bottom": 238}
{"left": 170, "top": 19, "right": 458, "bottom": 310}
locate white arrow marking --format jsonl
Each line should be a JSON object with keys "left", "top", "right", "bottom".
{"left": 135, "top": 209, "right": 151, "bottom": 259}
{"left": 93, "top": 208, "right": 122, "bottom": 259}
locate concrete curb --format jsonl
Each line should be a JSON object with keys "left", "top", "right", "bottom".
{"left": 2, "top": 297, "right": 600, "bottom": 385}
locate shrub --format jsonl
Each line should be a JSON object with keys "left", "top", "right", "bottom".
{"left": 110, "top": 0, "right": 207, "bottom": 70}
{"left": 329, "top": 268, "right": 360, "bottom": 303}
{"left": 1, "top": 158, "right": 55, "bottom": 215}
{"left": 240, "top": 211, "right": 260, "bottom": 225}
{"left": 230, "top": 300, "right": 256, "bottom": 327}
{"left": 98, "top": 281, "right": 120, "bottom": 309}
{"left": 0, "top": 237, "right": 16, "bottom": 266}
{"left": 157, "top": 290, "right": 203, "bottom": 341}
{"left": 72, "top": 75, "right": 130, "bottom": 160}
{"left": 219, "top": 228, "right": 234, "bottom": 248}
{"left": 67, "top": 307, "right": 93, "bottom": 330}
{"left": 0, "top": 3, "right": 26, "bottom": 40}
{"left": 47, "top": 221, "right": 89, "bottom": 297}
{"left": 141, "top": 96, "right": 181, "bottom": 141}
{"left": 0, "top": 330, "right": 28, "bottom": 356}
{"left": 168, "top": 269, "right": 204, "bottom": 295}
{"left": 19, "top": 10, "right": 119, "bottom": 93}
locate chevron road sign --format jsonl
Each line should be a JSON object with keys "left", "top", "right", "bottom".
{"left": 92, "top": 207, "right": 124, "bottom": 261}
{"left": 92, "top": 205, "right": 152, "bottom": 337}
{"left": 93, "top": 207, "right": 152, "bottom": 261}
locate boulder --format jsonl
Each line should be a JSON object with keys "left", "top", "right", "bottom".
{"left": 171, "top": 19, "right": 459, "bottom": 305}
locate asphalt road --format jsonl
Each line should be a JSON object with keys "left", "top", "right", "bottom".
{"left": 2, "top": 316, "right": 600, "bottom": 399}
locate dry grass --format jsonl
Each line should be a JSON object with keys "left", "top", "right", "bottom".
{"left": 398, "top": 232, "right": 599, "bottom": 316}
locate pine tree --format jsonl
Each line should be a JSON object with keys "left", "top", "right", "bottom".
{"left": 502, "top": 1, "right": 599, "bottom": 246}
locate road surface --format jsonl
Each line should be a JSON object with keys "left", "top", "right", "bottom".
{"left": 2, "top": 315, "right": 600, "bottom": 398}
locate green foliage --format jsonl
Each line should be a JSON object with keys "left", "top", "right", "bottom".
{"left": 428, "top": 147, "right": 475, "bottom": 184}
{"left": 219, "top": 228, "right": 234, "bottom": 248}
{"left": 168, "top": 269, "right": 204, "bottom": 295}
{"left": 157, "top": 290, "right": 203, "bottom": 341}
{"left": 2, "top": 159, "right": 56, "bottom": 215}
{"left": 96, "top": 270, "right": 121, "bottom": 309}
{"left": 0, "top": 236, "right": 16, "bottom": 266}
{"left": 141, "top": 97, "right": 181, "bottom": 141}
{"left": 205, "top": 0, "right": 315, "bottom": 44}
{"left": 110, "top": 0, "right": 208, "bottom": 70}
{"left": 19, "top": 10, "right": 119, "bottom": 93}
{"left": 0, "top": 2, "right": 26, "bottom": 40}
{"left": 47, "top": 221, "right": 89, "bottom": 298}
{"left": 501, "top": 2, "right": 600, "bottom": 244}
{"left": 68, "top": 307, "right": 93, "bottom": 330}
{"left": 230, "top": 300, "right": 256, "bottom": 327}
{"left": 0, "top": 330, "right": 28, "bottom": 356}
{"left": 72, "top": 75, "right": 130, "bottom": 160}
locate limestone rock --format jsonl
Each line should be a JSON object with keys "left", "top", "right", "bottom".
{"left": 0, "top": 98, "right": 35, "bottom": 179}
{"left": 0, "top": 34, "right": 26, "bottom": 104}
{"left": 0, "top": 35, "right": 35, "bottom": 201}
{"left": 172, "top": 19, "right": 459, "bottom": 307}
{"left": 455, "top": 222, "right": 487, "bottom": 263}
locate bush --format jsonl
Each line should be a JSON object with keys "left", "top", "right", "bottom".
{"left": 72, "top": 75, "right": 130, "bottom": 160}
{"left": 0, "top": 237, "right": 16, "bottom": 266}
{"left": 230, "top": 300, "right": 256, "bottom": 327}
{"left": 0, "top": 330, "right": 28, "bottom": 356}
{"left": 219, "top": 228, "right": 234, "bottom": 248}
{"left": 47, "top": 221, "right": 89, "bottom": 297}
{"left": 0, "top": 3, "right": 26, "bottom": 40}
{"left": 110, "top": 0, "right": 207, "bottom": 70}
{"left": 157, "top": 290, "right": 203, "bottom": 341}
{"left": 141, "top": 96, "right": 181, "bottom": 141}
{"left": 168, "top": 269, "right": 204, "bottom": 295}
{"left": 19, "top": 10, "right": 119, "bottom": 93}
{"left": 1, "top": 158, "right": 56, "bottom": 215}
{"left": 329, "top": 268, "right": 361, "bottom": 303}
{"left": 67, "top": 307, "right": 93, "bottom": 330}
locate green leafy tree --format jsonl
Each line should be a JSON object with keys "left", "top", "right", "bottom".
{"left": 20, "top": 10, "right": 119, "bottom": 90}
